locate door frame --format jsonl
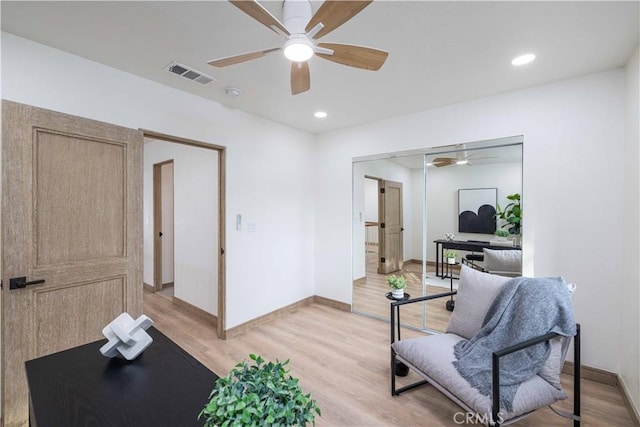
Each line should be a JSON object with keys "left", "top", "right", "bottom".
{"left": 153, "top": 160, "right": 174, "bottom": 292}
{"left": 142, "top": 129, "right": 227, "bottom": 339}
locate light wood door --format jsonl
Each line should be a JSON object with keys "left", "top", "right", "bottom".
{"left": 378, "top": 180, "right": 403, "bottom": 274}
{"left": 1, "top": 101, "right": 143, "bottom": 426}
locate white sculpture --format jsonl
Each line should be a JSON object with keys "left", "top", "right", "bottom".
{"left": 99, "top": 313, "right": 154, "bottom": 360}
{"left": 446, "top": 233, "right": 455, "bottom": 241}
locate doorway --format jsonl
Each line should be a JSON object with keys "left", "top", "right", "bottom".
{"left": 153, "top": 160, "right": 175, "bottom": 297}
{"left": 142, "top": 130, "right": 226, "bottom": 338}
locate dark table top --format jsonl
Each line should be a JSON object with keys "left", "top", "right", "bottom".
{"left": 25, "top": 326, "right": 219, "bottom": 427}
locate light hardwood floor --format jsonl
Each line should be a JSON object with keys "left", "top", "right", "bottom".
{"left": 353, "top": 254, "right": 457, "bottom": 332}
{"left": 144, "top": 291, "right": 634, "bottom": 426}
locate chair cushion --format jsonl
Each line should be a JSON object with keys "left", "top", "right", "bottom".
{"left": 392, "top": 333, "right": 567, "bottom": 423}
{"left": 483, "top": 248, "right": 522, "bottom": 273}
{"left": 446, "top": 265, "right": 510, "bottom": 339}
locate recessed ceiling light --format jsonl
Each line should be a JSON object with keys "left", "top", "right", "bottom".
{"left": 456, "top": 159, "right": 468, "bottom": 165}
{"left": 511, "top": 53, "right": 536, "bottom": 66}
{"left": 314, "top": 111, "right": 327, "bottom": 118}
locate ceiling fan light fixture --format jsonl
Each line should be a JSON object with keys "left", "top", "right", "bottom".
{"left": 511, "top": 53, "right": 536, "bottom": 66}
{"left": 284, "top": 37, "right": 314, "bottom": 62}
{"left": 456, "top": 159, "right": 469, "bottom": 165}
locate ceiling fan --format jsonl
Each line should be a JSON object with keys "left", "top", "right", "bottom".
{"left": 208, "top": 0, "right": 389, "bottom": 95}
{"left": 431, "top": 151, "right": 497, "bottom": 167}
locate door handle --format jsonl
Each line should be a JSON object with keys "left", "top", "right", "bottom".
{"left": 9, "top": 276, "right": 45, "bottom": 290}
{"left": 159, "top": 231, "right": 163, "bottom": 237}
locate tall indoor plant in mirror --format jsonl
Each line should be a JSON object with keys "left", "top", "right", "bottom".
{"left": 496, "top": 193, "right": 521, "bottom": 240}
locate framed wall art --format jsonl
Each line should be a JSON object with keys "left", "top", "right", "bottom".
{"left": 458, "top": 188, "right": 497, "bottom": 234}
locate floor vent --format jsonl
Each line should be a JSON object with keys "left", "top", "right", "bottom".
{"left": 164, "top": 62, "right": 216, "bottom": 85}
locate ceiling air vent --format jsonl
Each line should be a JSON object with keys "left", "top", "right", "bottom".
{"left": 164, "top": 62, "right": 216, "bottom": 86}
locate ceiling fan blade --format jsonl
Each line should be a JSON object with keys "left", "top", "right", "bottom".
{"left": 291, "top": 61, "right": 310, "bottom": 95}
{"left": 208, "top": 47, "right": 281, "bottom": 67}
{"left": 316, "top": 43, "right": 388, "bottom": 70}
{"left": 229, "top": 0, "right": 290, "bottom": 35}
{"left": 305, "top": 0, "right": 372, "bottom": 39}
{"left": 432, "top": 157, "right": 457, "bottom": 167}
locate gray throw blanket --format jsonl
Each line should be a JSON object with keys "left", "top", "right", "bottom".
{"left": 453, "top": 276, "right": 576, "bottom": 412}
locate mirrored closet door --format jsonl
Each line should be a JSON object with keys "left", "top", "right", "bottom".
{"left": 352, "top": 136, "right": 523, "bottom": 332}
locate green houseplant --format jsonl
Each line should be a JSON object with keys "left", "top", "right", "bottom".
{"left": 199, "top": 354, "right": 321, "bottom": 427}
{"left": 387, "top": 274, "right": 407, "bottom": 299}
{"left": 444, "top": 249, "right": 457, "bottom": 264}
{"left": 494, "top": 229, "right": 510, "bottom": 238}
{"left": 496, "top": 193, "right": 521, "bottom": 236}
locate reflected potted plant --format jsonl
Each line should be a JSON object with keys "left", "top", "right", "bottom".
{"left": 494, "top": 229, "right": 510, "bottom": 240}
{"left": 387, "top": 274, "right": 407, "bottom": 299}
{"left": 445, "top": 249, "right": 457, "bottom": 264}
{"left": 496, "top": 193, "right": 521, "bottom": 236}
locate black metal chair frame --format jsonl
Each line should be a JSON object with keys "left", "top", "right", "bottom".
{"left": 461, "top": 253, "right": 485, "bottom": 272}
{"left": 390, "top": 292, "right": 581, "bottom": 427}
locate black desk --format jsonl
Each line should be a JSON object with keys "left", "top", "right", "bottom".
{"left": 25, "top": 327, "right": 218, "bottom": 427}
{"left": 434, "top": 239, "right": 521, "bottom": 278}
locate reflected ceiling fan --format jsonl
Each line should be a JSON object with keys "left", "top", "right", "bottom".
{"left": 208, "top": 0, "right": 389, "bottom": 95}
{"left": 431, "top": 151, "right": 497, "bottom": 167}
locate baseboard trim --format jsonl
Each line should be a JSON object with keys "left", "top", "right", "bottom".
{"left": 619, "top": 375, "right": 640, "bottom": 426}
{"left": 172, "top": 296, "right": 217, "bottom": 327}
{"left": 561, "top": 360, "right": 640, "bottom": 424}
{"left": 353, "top": 277, "right": 366, "bottom": 287}
{"left": 225, "top": 296, "right": 315, "bottom": 339}
{"left": 313, "top": 295, "right": 351, "bottom": 312}
{"left": 562, "top": 361, "right": 618, "bottom": 386}
{"left": 143, "top": 282, "right": 154, "bottom": 292}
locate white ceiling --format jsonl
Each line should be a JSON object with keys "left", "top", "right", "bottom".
{"left": 1, "top": 1, "right": 638, "bottom": 134}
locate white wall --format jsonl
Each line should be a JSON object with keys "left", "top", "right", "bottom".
{"left": 621, "top": 46, "right": 640, "bottom": 417}
{"left": 314, "top": 69, "right": 627, "bottom": 373}
{"left": 426, "top": 162, "right": 522, "bottom": 262}
{"left": 144, "top": 139, "right": 218, "bottom": 315}
{"left": 363, "top": 178, "right": 378, "bottom": 222}
{"left": 1, "top": 33, "right": 315, "bottom": 329}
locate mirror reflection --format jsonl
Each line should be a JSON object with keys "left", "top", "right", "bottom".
{"left": 352, "top": 138, "right": 523, "bottom": 332}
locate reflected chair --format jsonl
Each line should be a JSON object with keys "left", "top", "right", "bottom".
{"left": 483, "top": 248, "right": 522, "bottom": 277}
{"left": 462, "top": 252, "right": 485, "bottom": 271}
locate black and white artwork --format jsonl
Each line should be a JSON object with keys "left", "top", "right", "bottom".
{"left": 458, "top": 188, "right": 497, "bottom": 234}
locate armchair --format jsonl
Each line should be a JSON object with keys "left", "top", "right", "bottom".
{"left": 390, "top": 266, "right": 580, "bottom": 426}
{"left": 483, "top": 248, "right": 522, "bottom": 277}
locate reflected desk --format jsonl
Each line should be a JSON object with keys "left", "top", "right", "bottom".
{"left": 25, "top": 327, "right": 218, "bottom": 427}
{"left": 434, "top": 239, "right": 521, "bottom": 278}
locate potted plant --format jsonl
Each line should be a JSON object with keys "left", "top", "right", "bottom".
{"left": 494, "top": 229, "right": 510, "bottom": 240}
{"left": 387, "top": 274, "right": 407, "bottom": 299}
{"left": 496, "top": 193, "right": 521, "bottom": 236}
{"left": 444, "top": 249, "right": 457, "bottom": 264}
{"left": 199, "top": 354, "right": 321, "bottom": 426}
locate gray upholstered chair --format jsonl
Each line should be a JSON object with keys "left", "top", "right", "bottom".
{"left": 390, "top": 266, "right": 580, "bottom": 426}
{"left": 482, "top": 248, "right": 522, "bottom": 277}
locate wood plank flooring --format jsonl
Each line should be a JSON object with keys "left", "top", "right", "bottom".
{"left": 144, "top": 291, "right": 634, "bottom": 426}
{"left": 353, "top": 254, "right": 456, "bottom": 332}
